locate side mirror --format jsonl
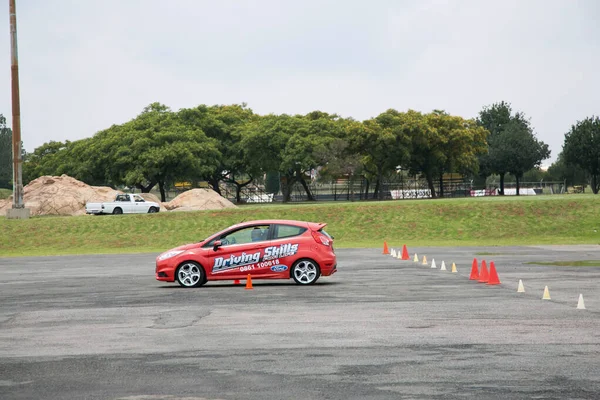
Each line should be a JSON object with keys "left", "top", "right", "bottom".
{"left": 212, "top": 240, "right": 222, "bottom": 251}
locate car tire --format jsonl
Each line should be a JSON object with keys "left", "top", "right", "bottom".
{"left": 291, "top": 258, "right": 321, "bottom": 285}
{"left": 148, "top": 207, "right": 158, "bottom": 213}
{"left": 112, "top": 207, "right": 123, "bottom": 215}
{"left": 175, "top": 262, "right": 206, "bottom": 288}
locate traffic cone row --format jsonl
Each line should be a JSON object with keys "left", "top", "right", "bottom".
{"left": 516, "top": 280, "right": 586, "bottom": 309}
{"left": 383, "top": 243, "right": 587, "bottom": 310}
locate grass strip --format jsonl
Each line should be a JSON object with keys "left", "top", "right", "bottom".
{"left": 0, "top": 194, "right": 599, "bottom": 257}
{"left": 525, "top": 260, "right": 600, "bottom": 267}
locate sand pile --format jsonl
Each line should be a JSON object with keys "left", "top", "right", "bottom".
{"left": 0, "top": 175, "right": 121, "bottom": 217}
{"left": 166, "top": 188, "right": 237, "bottom": 211}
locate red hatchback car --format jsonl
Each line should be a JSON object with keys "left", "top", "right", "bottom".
{"left": 155, "top": 219, "right": 337, "bottom": 288}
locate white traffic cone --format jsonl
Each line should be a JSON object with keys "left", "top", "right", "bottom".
{"left": 577, "top": 294, "right": 586, "bottom": 310}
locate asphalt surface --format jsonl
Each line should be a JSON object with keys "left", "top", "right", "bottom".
{"left": 1, "top": 245, "right": 599, "bottom": 400}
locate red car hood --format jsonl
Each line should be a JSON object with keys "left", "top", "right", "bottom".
{"left": 170, "top": 243, "right": 201, "bottom": 252}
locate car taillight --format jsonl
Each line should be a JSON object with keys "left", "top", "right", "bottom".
{"left": 311, "top": 231, "right": 330, "bottom": 246}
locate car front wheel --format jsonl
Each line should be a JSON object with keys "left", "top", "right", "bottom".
{"left": 291, "top": 259, "right": 320, "bottom": 285}
{"left": 176, "top": 262, "right": 206, "bottom": 288}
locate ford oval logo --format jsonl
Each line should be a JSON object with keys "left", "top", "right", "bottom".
{"left": 270, "top": 265, "right": 288, "bottom": 272}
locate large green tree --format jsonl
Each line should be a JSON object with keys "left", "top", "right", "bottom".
{"left": 477, "top": 102, "right": 549, "bottom": 194}
{"left": 410, "top": 110, "right": 488, "bottom": 198}
{"left": 107, "top": 103, "right": 221, "bottom": 201}
{"left": 241, "top": 112, "right": 346, "bottom": 202}
{"left": 0, "top": 114, "right": 12, "bottom": 189}
{"left": 563, "top": 116, "right": 600, "bottom": 194}
{"left": 500, "top": 119, "right": 550, "bottom": 194}
{"left": 177, "top": 104, "right": 256, "bottom": 201}
{"left": 349, "top": 110, "right": 411, "bottom": 199}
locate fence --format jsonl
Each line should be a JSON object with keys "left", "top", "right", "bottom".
{"left": 205, "top": 177, "right": 568, "bottom": 204}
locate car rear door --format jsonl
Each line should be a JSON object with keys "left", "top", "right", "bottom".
{"left": 263, "top": 223, "right": 308, "bottom": 276}
{"left": 205, "top": 224, "right": 271, "bottom": 279}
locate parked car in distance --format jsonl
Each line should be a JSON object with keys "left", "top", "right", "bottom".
{"left": 85, "top": 194, "right": 160, "bottom": 215}
{"left": 156, "top": 219, "right": 337, "bottom": 287}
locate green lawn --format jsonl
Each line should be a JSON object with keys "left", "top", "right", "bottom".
{"left": 526, "top": 260, "right": 600, "bottom": 267}
{"left": 0, "top": 195, "right": 599, "bottom": 257}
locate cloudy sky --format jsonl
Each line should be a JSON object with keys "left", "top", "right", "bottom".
{"left": 1, "top": 0, "right": 599, "bottom": 164}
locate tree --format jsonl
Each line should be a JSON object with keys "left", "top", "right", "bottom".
{"left": 108, "top": 103, "right": 221, "bottom": 201}
{"left": 500, "top": 119, "right": 550, "bottom": 194}
{"left": 563, "top": 116, "right": 600, "bottom": 194}
{"left": 22, "top": 140, "right": 74, "bottom": 184}
{"left": 0, "top": 115, "right": 12, "bottom": 189}
{"left": 177, "top": 104, "right": 256, "bottom": 200}
{"left": 547, "top": 152, "right": 587, "bottom": 188}
{"left": 349, "top": 110, "right": 411, "bottom": 200}
{"left": 242, "top": 112, "right": 346, "bottom": 202}
{"left": 477, "top": 102, "right": 548, "bottom": 194}
{"left": 409, "top": 110, "right": 487, "bottom": 198}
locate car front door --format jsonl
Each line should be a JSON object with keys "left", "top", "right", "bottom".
{"left": 205, "top": 225, "right": 271, "bottom": 280}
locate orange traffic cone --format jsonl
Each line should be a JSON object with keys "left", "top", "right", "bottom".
{"left": 383, "top": 241, "right": 390, "bottom": 255}
{"left": 487, "top": 262, "right": 501, "bottom": 285}
{"left": 469, "top": 258, "right": 479, "bottom": 280}
{"left": 233, "top": 279, "right": 240, "bottom": 285}
{"left": 478, "top": 260, "right": 489, "bottom": 283}
{"left": 401, "top": 245, "right": 410, "bottom": 260}
{"left": 245, "top": 274, "right": 253, "bottom": 290}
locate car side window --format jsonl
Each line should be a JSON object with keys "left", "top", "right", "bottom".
{"left": 274, "top": 224, "right": 307, "bottom": 239}
{"left": 133, "top": 195, "right": 145, "bottom": 202}
{"left": 219, "top": 225, "right": 270, "bottom": 246}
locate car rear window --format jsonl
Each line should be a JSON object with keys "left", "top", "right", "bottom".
{"left": 274, "top": 224, "right": 307, "bottom": 239}
{"left": 319, "top": 229, "right": 333, "bottom": 239}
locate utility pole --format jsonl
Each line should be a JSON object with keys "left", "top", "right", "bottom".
{"left": 6, "top": 0, "right": 29, "bottom": 219}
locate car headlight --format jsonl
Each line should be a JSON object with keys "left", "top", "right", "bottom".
{"left": 158, "top": 250, "right": 185, "bottom": 261}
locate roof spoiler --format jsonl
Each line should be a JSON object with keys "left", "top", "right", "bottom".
{"left": 308, "top": 222, "right": 327, "bottom": 231}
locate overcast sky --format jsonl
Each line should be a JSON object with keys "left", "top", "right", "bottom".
{"left": 1, "top": 0, "right": 599, "bottom": 164}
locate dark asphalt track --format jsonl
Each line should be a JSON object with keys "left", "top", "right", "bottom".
{"left": 1, "top": 245, "right": 599, "bottom": 400}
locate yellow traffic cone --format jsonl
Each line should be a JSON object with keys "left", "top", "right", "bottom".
{"left": 422, "top": 256, "right": 428, "bottom": 265}
{"left": 542, "top": 286, "right": 551, "bottom": 300}
{"left": 413, "top": 253, "right": 419, "bottom": 263}
{"left": 451, "top": 263, "right": 457, "bottom": 273}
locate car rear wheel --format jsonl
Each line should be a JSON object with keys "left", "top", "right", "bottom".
{"left": 148, "top": 207, "right": 158, "bottom": 213}
{"left": 176, "top": 262, "right": 206, "bottom": 288}
{"left": 112, "top": 207, "right": 123, "bottom": 215}
{"left": 291, "top": 259, "right": 320, "bottom": 285}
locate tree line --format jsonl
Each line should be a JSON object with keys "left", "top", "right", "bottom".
{"left": 1, "top": 101, "right": 599, "bottom": 200}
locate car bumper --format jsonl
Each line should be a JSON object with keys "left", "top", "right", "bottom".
{"left": 155, "top": 259, "right": 176, "bottom": 282}
{"left": 319, "top": 257, "right": 337, "bottom": 276}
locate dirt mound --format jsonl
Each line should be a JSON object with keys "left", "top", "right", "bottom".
{"left": 0, "top": 175, "right": 122, "bottom": 217}
{"left": 165, "top": 189, "right": 237, "bottom": 211}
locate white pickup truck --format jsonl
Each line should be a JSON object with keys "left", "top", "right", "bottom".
{"left": 85, "top": 194, "right": 161, "bottom": 215}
